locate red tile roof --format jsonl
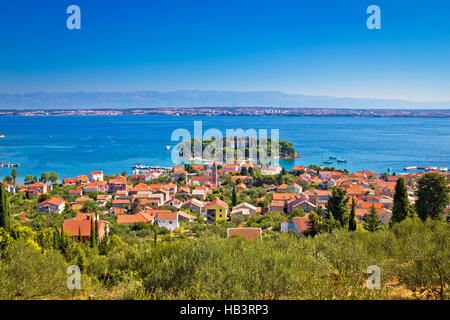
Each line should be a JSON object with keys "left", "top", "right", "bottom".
{"left": 156, "top": 211, "right": 178, "bottom": 220}
{"left": 227, "top": 228, "right": 262, "bottom": 241}
{"left": 38, "top": 197, "right": 65, "bottom": 207}
{"left": 205, "top": 198, "right": 228, "bottom": 209}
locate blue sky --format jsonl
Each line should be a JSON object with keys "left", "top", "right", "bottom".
{"left": 0, "top": 0, "right": 449, "bottom": 101}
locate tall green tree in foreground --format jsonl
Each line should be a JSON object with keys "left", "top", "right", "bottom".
{"left": 90, "top": 218, "right": 95, "bottom": 248}
{"left": 391, "top": 177, "right": 410, "bottom": 225}
{"left": 415, "top": 173, "right": 449, "bottom": 221}
{"left": 0, "top": 183, "right": 11, "bottom": 232}
{"left": 363, "top": 205, "right": 381, "bottom": 232}
{"left": 326, "top": 187, "right": 350, "bottom": 227}
{"left": 11, "top": 168, "right": 18, "bottom": 186}
{"left": 348, "top": 197, "right": 357, "bottom": 231}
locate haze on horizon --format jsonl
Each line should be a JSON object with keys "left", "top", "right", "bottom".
{"left": 1, "top": 0, "right": 450, "bottom": 107}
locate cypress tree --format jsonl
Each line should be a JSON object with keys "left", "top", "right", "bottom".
{"left": 11, "top": 168, "right": 18, "bottom": 186}
{"left": 326, "top": 187, "right": 350, "bottom": 228}
{"left": 94, "top": 217, "right": 99, "bottom": 245}
{"left": 391, "top": 177, "right": 410, "bottom": 225}
{"left": 0, "top": 183, "right": 11, "bottom": 232}
{"left": 78, "top": 226, "right": 82, "bottom": 242}
{"left": 232, "top": 187, "right": 238, "bottom": 207}
{"left": 90, "top": 218, "right": 95, "bottom": 248}
{"left": 363, "top": 205, "right": 381, "bottom": 232}
{"left": 348, "top": 197, "right": 357, "bottom": 231}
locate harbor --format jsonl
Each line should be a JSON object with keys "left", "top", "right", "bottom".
{"left": 131, "top": 164, "right": 172, "bottom": 175}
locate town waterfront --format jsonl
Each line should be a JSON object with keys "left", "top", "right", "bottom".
{"left": 0, "top": 115, "right": 449, "bottom": 181}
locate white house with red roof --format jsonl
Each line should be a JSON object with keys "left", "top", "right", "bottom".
{"left": 154, "top": 211, "right": 179, "bottom": 231}
{"left": 27, "top": 182, "right": 48, "bottom": 197}
{"left": 37, "top": 198, "right": 66, "bottom": 214}
{"left": 90, "top": 171, "right": 104, "bottom": 182}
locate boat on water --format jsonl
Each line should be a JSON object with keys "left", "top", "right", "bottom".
{"left": 323, "top": 160, "right": 333, "bottom": 165}
{"left": 165, "top": 145, "right": 171, "bottom": 150}
{"left": 337, "top": 159, "right": 347, "bottom": 163}
{"left": 329, "top": 155, "right": 336, "bottom": 160}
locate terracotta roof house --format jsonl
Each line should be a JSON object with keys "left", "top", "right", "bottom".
{"left": 117, "top": 212, "right": 154, "bottom": 224}
{"left": 108, "top": 177, "right": 127, "bottom": 192}
{"left": 270, "top": 200, "right": 285, "bottom": 212}
{"left": 154, "top": 211, "right": 179, "bottom": 231}
{"left": 71, "top": 204, "right": 84, "bottom": 211}
{"left": 205, "top": 198, "right": 229, "bottom": 223}
{"left": 76, "top": 175, "right": 90, "bottom": 184}
{"left": 287, "top": 198, "right": 316, "bottom": 214}
{"left": 62, "top": 213, "right": 108, "bottom": 242}
{"left": 177, "top": 210, "right": 196, "bottom": 222}
{"left": 281, "top": 216, "right": 309, "bottom": 235}
{"left": 181, "top": 198, "right": 205, "bottom": 216}
{"left": 129, "top": 183, "right": 150, "bottom": 195}
{"left": 68, "top": 187, "right": 83, "bottom": 196}
{"left": 89, "top": 171, "right": 104, "bottom": 182}
{"left": 27, "top": 182, "right": 48, "bottom": 197}
{"left": 292, "top": 165, "right": 308, "bottom": 172}
{"left": 227, "top": 228, "right": 262, "bottom": 241}
{"left": 37, "top": 198, "right": 66, "bottom": 214}
{"left": 74, "top": 196, "right": 94, "bottom": 204}
{"left": 231, "top": 202, "right": 257, "bottom": 217}
{"left": 112, "top": 199, "right": 131, "bottom": 208}
{"left": 164, "top": 197, "right": 183, "bottom": 208}
{"left": 62, "top": 178, "right": 77, "bottom": 186}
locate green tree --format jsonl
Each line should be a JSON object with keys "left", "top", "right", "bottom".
{"left": 326, "top": 187, "right": 350, "bottom": 227}
{"left": 39, "top": 172, "right": 50, "bottom": 183}
{"left": 48, "top": 172, "right": 59, "bottom": 184}
{"left": 0, "top": 183, "right": 11, "bottom": 232}
{"left": 232, "top": 187, "right": 238, "bottom": 207}
{"left": 95, "top": 218, "right": 99, "bottom": 245}
{"left": 24, "top": 175, "right": 37, "bottom": 185}
{"left": 363, "top": 205, "right": 381, "bottom": 232}
{"left": 415, "top": 173, "right": 449, "bottom": 221}
{"left": 11, "top": 168, "right": 17, "bottom": 186}
{"left": 348, "top": 197, "right": 357, "bottom": 231}
{"left": 391, "top": 177, "right": 410, "bottom": 225}
{"left": 276, "top": 174, "right": 282, "bottom": 185}
{"left": 90, "top": 218, "right": 95, "bottom": 248}
{"left": 3, "top": 176, "right": 12, "bottom": 184}
{"left": 290, "top": 207, "right": 305, "bottom": 219}
{"left": 305, "top": 210, "right": 323, "bottom": 236}
{"left": 130, "top": 198, "right": 141, "bottom": 215}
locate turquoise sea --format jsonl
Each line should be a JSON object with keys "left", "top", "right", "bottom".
{"left": 0, "top": 115, "right": 449, "bottom": 183}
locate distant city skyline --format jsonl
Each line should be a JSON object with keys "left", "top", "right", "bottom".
{"left": 1, "top": 1, "right": 450, "bottom": 104}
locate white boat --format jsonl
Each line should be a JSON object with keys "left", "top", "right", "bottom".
{"left": 165, "top": 145, "right": 171, "bottom": 150}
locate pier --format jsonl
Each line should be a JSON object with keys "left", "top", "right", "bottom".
{"left": 403, "top": 165, "right": 448, "bottom": 172}
{"left": 0, "top": 163, "right": 20, "bottom": 168}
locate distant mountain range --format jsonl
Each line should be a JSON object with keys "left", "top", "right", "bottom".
{"left": 0, "top": 90, "right": 449, "bottom": 109}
